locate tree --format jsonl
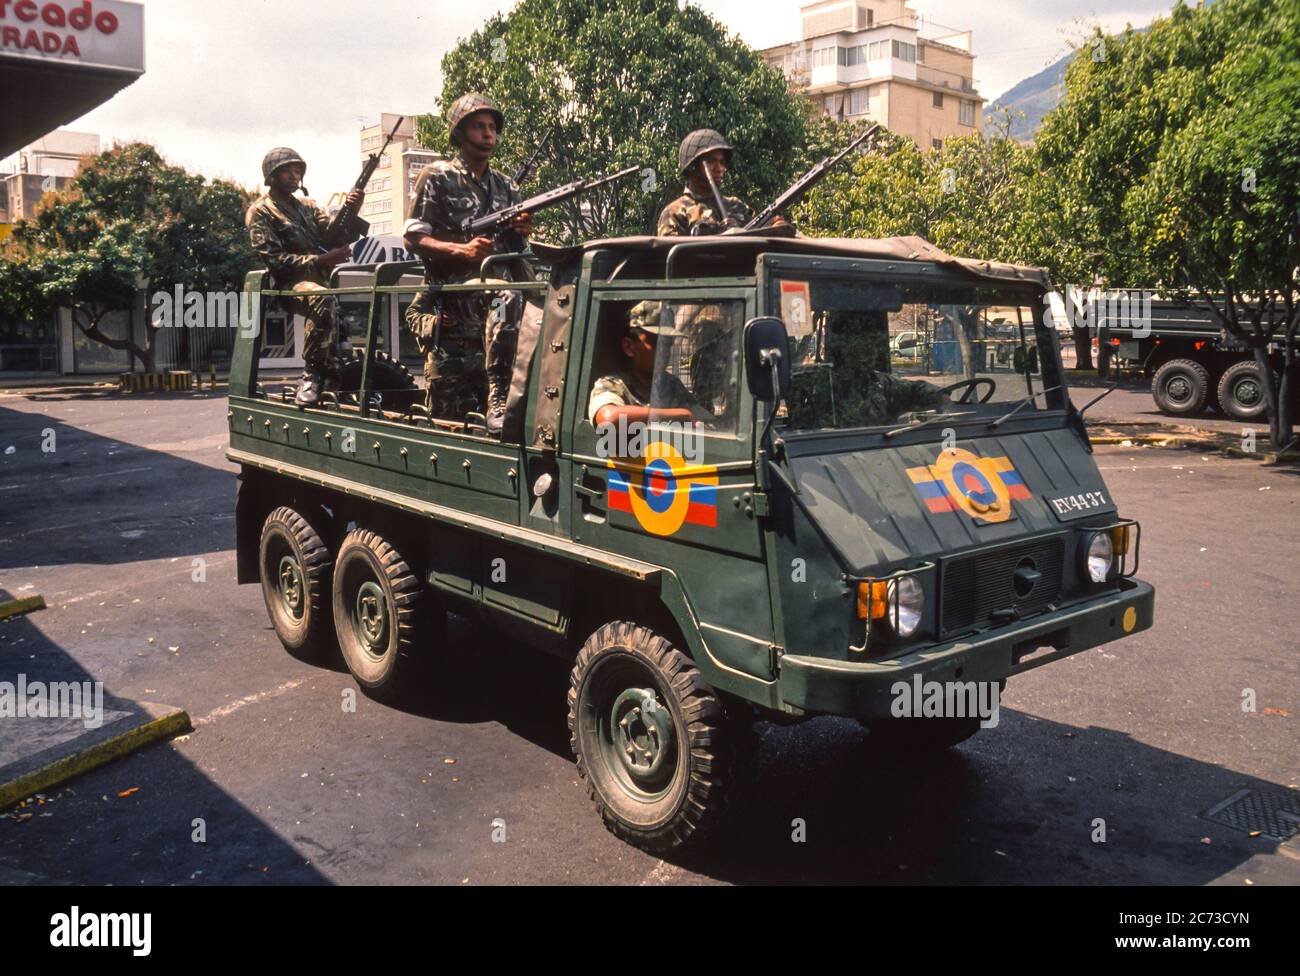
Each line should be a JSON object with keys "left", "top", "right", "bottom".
{"left": 418, "top": 0, "right": 811, "bottom": 241}
{"left": 797, "top": 125, "right": 1041, "bottom": 377}
{"left": 0, "top": 143, "right": 256, "bottom": 373}
{"left": 1032, "top": 0, "right": 1300, "bottom": 447}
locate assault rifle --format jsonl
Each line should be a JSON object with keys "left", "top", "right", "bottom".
{"left": 458, "top": 165, "right": 641, "bottom": 249}
{"left": 324, "top": 115, "right": 404, "bottom": 246}
{"left": 744, "top": 122, "right": 881, "bottom": 231}
{"left": 511, "top": 128, "right": 555, "bottom": 186}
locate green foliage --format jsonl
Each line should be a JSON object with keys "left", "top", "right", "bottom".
{"left": 0, "top": 142, "right": 256, "bottom": 370}
{"left": 796, "top": 124, "right": 1040, "bottom": 268}
{"left": 1032, "top": 0, "right": 1300, "bottom": 442}
{"left": 417, "top": 0, "right": 811, "bottom": 240}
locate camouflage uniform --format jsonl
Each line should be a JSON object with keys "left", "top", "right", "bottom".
{"left": 656, "top": 189, "right": 753, "bottom": 237}
{"left": 246, "top": 180, "right": 366, "bottom": 382}
{"left": 404, "top": 155, "right": 522, "bottom": 422}
{"left": 657, "top": 129, "right": 754, "bottom": 236}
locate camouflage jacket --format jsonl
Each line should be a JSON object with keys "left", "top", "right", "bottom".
{"left": 245, "top": 190, "right": 367, "bottom": 287}
{"left": 404, "top": 154, "right": 521, "bottom": 288}
{"left": 588, "top": 370, "right": 701, "bottom": 425}
{"left": 656, "top": 188, "right": 753, "bottom": 237}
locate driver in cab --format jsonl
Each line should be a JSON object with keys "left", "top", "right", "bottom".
{"left": 588, "top": 301, "right": 715, "bottom": 428}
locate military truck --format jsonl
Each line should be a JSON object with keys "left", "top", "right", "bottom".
{"left": 228, "top": 232, "right": 1154, "bottom": 851}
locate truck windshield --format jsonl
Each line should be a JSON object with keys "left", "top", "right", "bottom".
{"left": 769, "top": 276, "right": 1064, "bottom": 433}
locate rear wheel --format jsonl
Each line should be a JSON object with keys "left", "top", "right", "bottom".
{"left": 332, "top": 528, "right": 437, "bottom": 699}
{"left": 259, "top": 506, "right": 333, "bottom": 658}
{"left": 568, "top": 622, "right": 749, "bottom": 852}
{"left": 1151, "top": 358, "right": 1210, "bottom": 416}
{"left": 1217, "top": 360, "right": 1270, "bottom": 422}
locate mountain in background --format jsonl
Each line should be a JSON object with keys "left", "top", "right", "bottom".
{"left": 988, "top": 2, "right": 1214, "bottom": 141}
{"left": 985, "top": 51, "right": 1072, "bottom": 142}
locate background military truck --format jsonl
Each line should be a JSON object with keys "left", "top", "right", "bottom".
{"left": 1094, "top": 297, "right": 1299, "bottom": 421}
{"left": 229, "top": 233, "right": 1154, "bottom": 851}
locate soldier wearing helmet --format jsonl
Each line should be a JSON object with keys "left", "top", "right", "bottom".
{"left": 403, "top": 93, "right": 533, "bottom": 430}
{"left": 588, "top": 301, "right": 713, "bottom": 429}
{"left": 246, "top": 147, "right": 367, "bottom": 406}
{"left": 656, "top": 129, "right": 782, "bottom": 237}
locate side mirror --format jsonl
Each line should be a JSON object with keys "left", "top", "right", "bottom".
{"left": 745, "top": 316, "right": 791, "bottom": 403}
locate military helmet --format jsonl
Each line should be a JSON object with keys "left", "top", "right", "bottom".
{"left": 262, "top": 147, "right": 306, "bottom": 185}
{"left": 678, "top": 129, "right": 733, "bottom": 175}
{"left": 448, "top": 92, "right": 505, "bottom": 144}
{"left": 627, "top": 301, "right": 684, "bottom": 338}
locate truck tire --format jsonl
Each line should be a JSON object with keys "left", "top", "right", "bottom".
{"left": 1216, "top": 361, "right": 1270, "bottom": 422}
{"left": 336, "top": 349, "right": 422, "bottom": 412}
{"left": 259, "top": 506, "right": 334, "bottom": 659}
{"left": 332, "top": 528, "right": 435, "bottom": 699}
{"left": 1151, "top": 358, "right": 1210, "bottom": 416}
{"left": 568, "top": 622, "right": 748, "bottom": 852}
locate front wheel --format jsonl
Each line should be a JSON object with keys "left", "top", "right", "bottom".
{"left": 568, "top": 622, "right": 748, "bottom": 852}
{"left": 1151, "top": 358, "right": 1210, "bottom": 416}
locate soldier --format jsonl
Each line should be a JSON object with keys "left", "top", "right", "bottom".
{"left": 403, "top": 93, "right": 532, "bottom": 431}
{"left": 588, "top": 301, "right": 712, "bottom": 428}
{"left": 656, "top": 129, "right": 784, "bottom": 237}
{"left": 246, "top": 148, "right": 366, "bottom": 406}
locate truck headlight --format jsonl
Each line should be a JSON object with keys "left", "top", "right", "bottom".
{"left": 885, "top": 576, "right": 924, "bottom": 637}
{"left": 1084, "top": 532, "right": 1114, "bottom": 583}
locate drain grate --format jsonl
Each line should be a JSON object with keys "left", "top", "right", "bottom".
{"left": 1203, "top": 788, "right": 1300, "bottom": 841}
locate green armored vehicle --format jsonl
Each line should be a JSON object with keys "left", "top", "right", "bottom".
{"left": 229, "top": 232, "right": 1154, "bottom": 851}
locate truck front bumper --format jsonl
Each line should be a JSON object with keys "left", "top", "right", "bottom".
{"left": 777, "top": 578, "right": 1155, "bottom": 720}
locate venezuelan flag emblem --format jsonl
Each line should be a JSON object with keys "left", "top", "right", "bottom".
{"left": 607, "top": 441, "right": 719, "bottom": 537}
{"left": 907, "top": 447, "right": 1030, "bottom": 524}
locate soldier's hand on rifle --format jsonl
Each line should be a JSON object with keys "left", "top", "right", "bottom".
{"left": 457, "top": 236, "right": 497, "bottom": 262}
{"left": 509, "top": 211, "right": 533, "bottom": 237}
{"left": 317, "top": 245, "right": 353, "bottom": 269}
{"left": 346, "top": 188, "right": 365, "bottom": 210}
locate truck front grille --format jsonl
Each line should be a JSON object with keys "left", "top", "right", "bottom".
{"left": 941, "top": 536, "right": 1066, "bottom": 635}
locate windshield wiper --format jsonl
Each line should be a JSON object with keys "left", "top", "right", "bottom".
{"left": 884, "top": 410, "right": 976, "bottom": 439}
{"left": 986, "top": 385, "right": 1062, "bottom": 429}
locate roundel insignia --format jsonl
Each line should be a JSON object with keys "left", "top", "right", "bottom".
{"left": 906, "top": 448, "right": 1030, "bottom": 524}
{"left": 606, "top": 442, "right": 719, "bottom": 537}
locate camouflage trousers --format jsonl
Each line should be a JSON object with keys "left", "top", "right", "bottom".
{"left": 403, "top": 283, "right": 523, "bottom": 421}
{"left": 288, "top": 279, "right": 343, "bottom": 376}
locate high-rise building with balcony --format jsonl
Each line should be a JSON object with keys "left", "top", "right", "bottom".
{"left": 350, "top": 114, "right": 442, "bottom": 237}
{"left": 760, "top": 0, "right": 984, "bottom": 149}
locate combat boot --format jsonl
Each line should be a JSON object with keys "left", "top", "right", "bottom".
{"left": 485, "top": 372, "right": 509, "bottom": 437}
{"left": 294, "top": 371, "right": 322, "bottom": 407}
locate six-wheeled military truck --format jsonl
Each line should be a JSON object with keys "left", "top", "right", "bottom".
{"left": 229, "top": 232, "right": 1154, "bottom": 851}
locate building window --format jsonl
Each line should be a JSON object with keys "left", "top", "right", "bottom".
{"left": 916, "top": 43, "right": 925, "bottom": 64}
{"left": 960, "top": 100, "right": 975, "bottom": 126}
{"left": 892, "top": 40, "right": 916, "bottom": 63}
{"left": 868, "top": 40, "right": 888, "bottom": 60}
{"left": 813, "top": 46, "right": 836, "bottom": 67}
{"left": 850, "top": 88, "right": 871, "bottom": 116}
{"left": 866, "top": 8, "right": 873, "bottom": 26}
{"left": 933, "top": 92, "right": 944, "bottom": 108}
{"left": 379, "top": 154, "right": 390, "bottom": 169}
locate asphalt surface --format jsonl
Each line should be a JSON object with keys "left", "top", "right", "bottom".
{"left": 0, "top": 386, "right": 1296, "bottom": 885}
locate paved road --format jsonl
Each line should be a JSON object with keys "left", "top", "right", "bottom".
{"left": 0, "top": 388, "right": 1296, "bottom": 884}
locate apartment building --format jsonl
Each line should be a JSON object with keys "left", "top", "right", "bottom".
{"left": 354, "top": 114, "right": 442, "bottom": 236}
{"left": 761, "top": 0, "right": 984, "bottom": 149}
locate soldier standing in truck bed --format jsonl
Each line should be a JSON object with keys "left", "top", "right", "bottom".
{"left": 402, "top": 93, "right": 532, "bottom": 431}
{"left": 246, "top": 148, "right": 367, "bottom": 406}
{"left": 657, "top": 129, "right": 784, "bottom": 237}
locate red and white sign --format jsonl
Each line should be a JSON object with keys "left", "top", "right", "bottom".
{"left": 0, "top": 0, "right": 143, "bottom": 72}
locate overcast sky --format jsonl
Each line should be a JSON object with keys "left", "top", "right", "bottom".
{"left": 10, "top": 0, "right": 1178, "bottom": 201}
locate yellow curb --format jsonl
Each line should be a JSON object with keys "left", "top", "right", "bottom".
{"left": 0, "top": 595, "right": 45, "bottom": 621}
{"left": 1090, "top": 435, "right": 1188, "bottom": 446}
{"left": 0, "top": 706, "right": 191, "bottom": 810}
